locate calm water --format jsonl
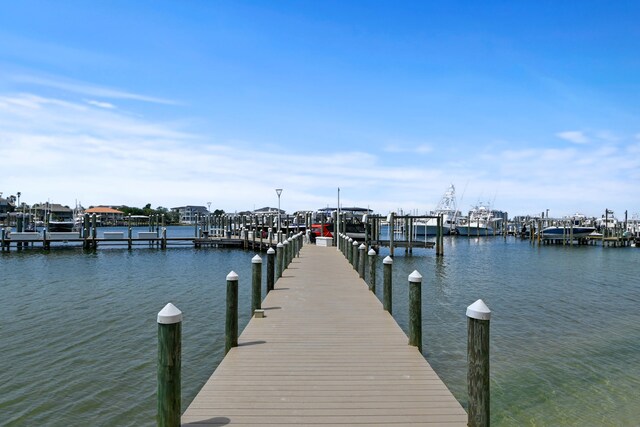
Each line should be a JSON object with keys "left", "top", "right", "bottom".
{"left": 1, "top": 228, "right": 639, "bottom": 426}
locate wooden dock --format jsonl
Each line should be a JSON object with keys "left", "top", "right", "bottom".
{"left": 182, "top": 244, "right": 466, "bottom": 426}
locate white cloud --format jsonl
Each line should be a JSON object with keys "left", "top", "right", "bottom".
{"left": 556, "top": 131, "right": 589, "bottom": 144}
{"left": 87, "top": 100, "right": 116, "bottom": 109}
{"left": 1, "top": 90, "right": 638, "bottom": 218}
{"left": 383, "top": 143, "right": 433, "bottom": 154}
{"left": 12, "top": 74, "right": 178, "bottom": 105}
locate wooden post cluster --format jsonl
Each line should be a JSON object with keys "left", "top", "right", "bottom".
{"left": 157, "top": 303, "right": 182, "bottom": 427}
{"left": 408, "top": 270, "right": 422, "bottom": 351}
{"left": 467, "top": 299, "right": 491, "bottom": 427}
{"left": 383, "top": 256, "right": 393, "bottom": 313}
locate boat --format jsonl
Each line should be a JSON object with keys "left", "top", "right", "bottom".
{"left": 47, "top": 220, "right": 75, "bottom": 232}
{"left": 456, "top": 203, "right": 501, "bottom": 236}
{"left": 312, "top": 207, "right": 370, "bottom": 241}
{"left": 540, "top": 214, "right": 596, "bottom": 240}
{"left": 595, "top": 210, "right": 618, "bottom": 234}
{"left": 414, "top": 184, "right": 459, "bottom": 236}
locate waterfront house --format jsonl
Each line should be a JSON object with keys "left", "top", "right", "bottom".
{"left": 171, "top": 206, "right": 209, "bottom": 224}
{"left": 85, "top": 206, "right": 126, "bottom": 226}
{"left": 31, "top": 203, "right": 74, "bottom": 222}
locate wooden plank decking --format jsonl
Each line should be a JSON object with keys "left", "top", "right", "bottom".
{"left": 182, "top": 243, "right": 466, "bottom": 426}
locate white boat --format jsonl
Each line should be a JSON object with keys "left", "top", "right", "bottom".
{"left": 456, "top": 203, "right": 501, "bottom": 236}
{"left": 541, "top": 214, "right": 596, "bottom": 239}
{"left": 596, "top": 211, "right": 618, "bottom": 232}
{"left": 414, "top": 185, "right": 459, "bottom": 236}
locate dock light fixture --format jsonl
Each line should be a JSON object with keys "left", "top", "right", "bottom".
{"left": 275, "top": 189, "right": 283, "bottom": 233}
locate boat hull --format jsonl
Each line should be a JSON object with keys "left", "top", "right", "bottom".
{"left": 457, "top": 226, "right": 494, "bottom": 236}
{"left": 414, "top": 223, "right": 451, "bottom": 236}
{"left": 48, "top": 221, "right": 75, "bottom": 232}
{"left": 541, "top": 226, "right": 596, "bottom": 239}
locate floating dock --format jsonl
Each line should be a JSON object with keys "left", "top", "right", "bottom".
{"left": 181, "top": 244, "right": 466, "bottom": 426}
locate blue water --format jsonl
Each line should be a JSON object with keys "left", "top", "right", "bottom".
{"left": 1, "top": 229, "right": 639, "bottom": 425}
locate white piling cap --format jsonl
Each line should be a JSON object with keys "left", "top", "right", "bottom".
{"left": 383, "top": 255, "right": 393, "bottom": 264}
{"left": 352, "top": 240, "right": 358, "bottom": 246}
{"left": 227, "top": 270, "right": 239, "bottom": 281}
{"left": 348, "top": 237, "right": 353, "bottom": 242}
{"left": 368, "top": 248, "right": 376, "bottom": 255}
{"left": 157, "top": 302, "right": 183, "bottom": 324}
{"left": 409, "top": 270, "right": 422, "bottom": 282}
{"left": 267, "top": 247, "right": 275, "bottom": 254}
{"left": 359, "top": 243, "right": 366, "bottom": 249}
{"left": 466, "top": 299, "right": 491, "bottom": 320}
{"left": 284, "top": 240, "right": 289, "bottom": 245}
{"left": 252, "top": 254, "right": 262, "bottom": 264}
{"left": 277, "top": 242, "right": 283, "bottom": 248}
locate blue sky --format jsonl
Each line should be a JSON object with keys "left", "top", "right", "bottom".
{"left": 1, "top": 1, "right": 639, "bottom": 218}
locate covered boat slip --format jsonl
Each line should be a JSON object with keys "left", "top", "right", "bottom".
{"left": 182, "top": 244, "right": 466, "bottom": 426}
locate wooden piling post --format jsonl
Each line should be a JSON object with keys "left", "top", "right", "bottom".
{"left": 225, "top": 271, "right": 239, "bottom": 354}
{"left": 358, "top": 243, "right": 366, "bottom": 278}
{"left": 127, "top": 214, "right": 132, "bottom": 249}
{"left": 408, "top": 270, "right": 422, "bottom": 351}
{"left": 284, "top": 239, "right": 290, "bottom": 269}
{"left": 266, "top": 247, "right": 275, "bottom": 292}
{"left": 383, "top": 256, "right": 393, "bottom": 313}
{"left": 389, "top": 212, "right": 395, "bottom": 257}
{"left": 467, "top": 299, "right": 491, "bottom": 427}
{"left": 91, "top": 214, "right": 97, "bottom": 249}
{"left": 251, "top": 255, "right": 262, "bottom": 315}
{"left": 157, "top": 303, "right": 182, "bottom": 427}
{"left": 352, "top": 240, "right": 359, "bottom": 270}
{"left": 276, "top": 242, "right": 284, "bottom": 280}
{"left": 368, "top": 248, "right": 376, "bottom": 293}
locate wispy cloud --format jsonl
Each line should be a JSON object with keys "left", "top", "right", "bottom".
{"left": 12, "top": 74, "right": 178, "bottom": 105}
{"left": 383, "top": 143, "right": 433, "bottom": 154}
{"left": 556, "top": 131, "right": 589, "bottom": 144}
{"left": 86, "top": 100, "right": 116, "bottom": 109}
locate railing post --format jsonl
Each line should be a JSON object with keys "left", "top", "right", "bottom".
{"left": 352, "top": 240, "right": 359, "bottom": 270}
{"left": 276, "top": 242, "right": 284, "bottom": 280}
{"left": 358, "top": 243, "right": 366, "bottom": 278}
{"left": 225, "top": 271, "right": 239, "bottom": 354}
{"left": 368, "top": 248, "right": 377, "bottom": 293}
{"left": 251, "top": 255, "right": 262, "bottom": 315}
{"left": 467, "top": 299, "right": 491, "bottom": 427}
{"left": 408, "top": 270, "right": 422, "bottom": 351}
{"left": 347, "top": 237, "right": 353, "bottom": 264}
{"left": 157, "top": 303, "right": 182, "bottom": 427}
{"left": 283, "top": 239, "right": 290, "bottom": 269}
{"left": 383, "top": 256, "right": 393, "bottom": 313}
{"left": 266, "top": 247, "right": 275, "bottom": 292}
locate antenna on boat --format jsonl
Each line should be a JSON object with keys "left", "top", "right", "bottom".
{"left": 459, "top": 180, "right": 468, "bottom": 209}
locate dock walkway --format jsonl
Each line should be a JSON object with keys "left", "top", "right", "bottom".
{"left": 182, "top": 244, "right": 466, "bottom": 426}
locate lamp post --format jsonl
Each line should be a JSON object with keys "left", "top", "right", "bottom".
{"left": 275, "top": 188, "right": 283, "bottom": 233}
